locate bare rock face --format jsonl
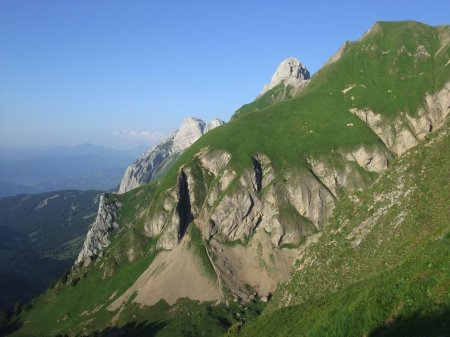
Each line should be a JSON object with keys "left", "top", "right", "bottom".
{"left": 75, "top": 194, "right": 122, "bottom": 266}
{"left": 172, "top": 117, "right": 206, "bottom": 153}
{"left": 144, "top": 133, "right": 399, "bottom": 262}
{"left": 350, "top": 81, "right": 450, "bottom": 156}
{"left": 205, "top": 118, "right": 224, "bottom": 133}
{"left": 345, "top": 146, "right": 391, "bottom": 173}
{"left": 138, "top": 148, "right": 338, "bottom": 301}
{"left": 118, "top": 117, "right": 224, "bottom": 194}
{"left": 117, "top": 139, "right": 174, "bottom": 194}
{"left": 306, "top": 145, "right": 392, "bottom": 200}
{"left": 261, "top": 57, "right": 310, "bottom": 95}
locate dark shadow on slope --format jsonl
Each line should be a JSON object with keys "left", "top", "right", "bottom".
{"left": 98, "top": 321, "right": 166, "bottom": 337}
{"left": 369, "top": 308, "right": 450, "bottom": 337}
{"left": 177, "top": 169, "right": 192, "bottom": 241}
{"left": 251, "top": 157, "right": 262, "bottom": 192}
{"left": 0, "top": 319, "right": 23, "bottom": 337}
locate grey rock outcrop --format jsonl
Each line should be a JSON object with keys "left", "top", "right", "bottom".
{"left": 144, "top": 148, "right": 335, "bottom": 250}
{"left": 205, "top": 118, "right": 224, "bottom": 133}
{"left": 306, "top": 145, "right": 392, "bottom": 199}
{"left": 75, "top": 194, "right": 122, "bottom": 266}
{"left": 260, "top": 57, "right": 310, "bottom": 95}
{"left": 118, "top": 117, "right": 224, "bottom": 194}
{"left": 172, "top": 117, "right": 206, "bottom": 153}
{"left": 350, "top": 81, "right": 450, "bottom": 156}
{"left": 143, "top": 130, "right": 399, "bottom": 254}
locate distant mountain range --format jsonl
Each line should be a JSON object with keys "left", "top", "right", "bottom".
{"left": 0, "top": 144, "right": 147, "bottom": 197}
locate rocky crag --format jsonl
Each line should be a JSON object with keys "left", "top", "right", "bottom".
{"left": 238, "top": 111, "right": 450, "bottom": 337}
{"left": 75, "top": 194, "right": 122, "bottom": 266}
{"left": 234, "top": 57, "right": 311, "bottom": 119}
{"left": 117, "top": 117, "right": 224, "bottom": 194}
{"left": 78, "top": 20, "right": 450, "bottom": 300}
{"left": 260, "top": 57, "right": 310, "bottom": 96}
{"left": 75, "top": 117, "right": 224, "bottom": 266}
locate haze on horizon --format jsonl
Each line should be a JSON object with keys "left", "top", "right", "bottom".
{"left": 1, "top": 0, "right": 449, "bottom": 150}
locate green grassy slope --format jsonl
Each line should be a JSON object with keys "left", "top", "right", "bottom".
{"left": 311, "top": 21, "right": 450, "bottom": 117}
{"left": 234, "top": 21, "right": 450, "bottom": 122}
{"left": 152, "top": 21, "right": 450, "bottom": 196}
{"left": 235, "top": 122, "right": 450, "bottom": 337}
{"left": 232, "top": 83, "right": 298, "bottom": 119}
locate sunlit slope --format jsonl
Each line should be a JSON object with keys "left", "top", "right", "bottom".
{"left": 163, "top": 21, "right": 450, "bottom": 177}
{"left": 236, "top": 120, "right": 450, "bottom": 337}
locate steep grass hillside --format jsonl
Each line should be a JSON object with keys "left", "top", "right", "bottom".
{"left": 235, "top": 121, "right": 450, "bottom": 337}
{"left": 153, "top": 21, "right": 450, "bottom": 193}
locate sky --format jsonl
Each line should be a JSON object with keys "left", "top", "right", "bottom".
{"left": 0, "top": 0, "right": 449, "bottom": 149}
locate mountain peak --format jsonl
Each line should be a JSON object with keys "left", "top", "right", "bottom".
{"left": 205, "top": 118, "right": 225, "bottom": 133}
{"left": 180, "top": 116, "right": 205, "bottom": 128}
{"left": 173, "top": 117, "right": 206, "bottom": 152}
{"left": 261, "top": 57, "right": 310, "bottom": 95}
{"left": 173, "top": 117, "right": 224, "bottom": 152}
{"left": 117, "top": 116, "right": 225, "bottom": 193}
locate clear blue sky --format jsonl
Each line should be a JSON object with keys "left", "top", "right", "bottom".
{"left": 1, "top": 0, "right": 449, "bottom": 149}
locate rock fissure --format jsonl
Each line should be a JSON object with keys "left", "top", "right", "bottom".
{"left": 241, "top": 193, "right": 255, "bottom": 221}
{"left": 252, "top": 157, "right": 263, "bottom": 192}
{"left": 177, "top": 169, "right": 193, "bottom": 241}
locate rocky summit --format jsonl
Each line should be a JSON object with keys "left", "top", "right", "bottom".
{"left": 260, "top": 57, "right": 310, "bottom": 95}
{"left": 117, "top": 117, "right": 224, "bottom": 194}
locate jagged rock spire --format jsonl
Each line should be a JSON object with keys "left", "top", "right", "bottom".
{"left": 261, "top": 57, "right": 310, "bottom": 95}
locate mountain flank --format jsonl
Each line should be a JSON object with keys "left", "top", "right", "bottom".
{"left": 237, "top": 119, "right": 450, "bottom": 337}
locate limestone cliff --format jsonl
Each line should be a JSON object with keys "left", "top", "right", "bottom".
{"left": 81, "top": 82, "right": 449, "bottom": 304}
{"left": 349, "top": 81, "right": 450, "bottom": 156}
{"left": 76, "top": 82, "right": 449, "bottom": 306}
{"left": 117, "top": 117, "right": 224, "bottom": 194}
{"left": 75, "top": 194, "right": 121, "bottom": 266}
{"left": 139, "top": 142, "right": 392, "bottom": 300}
